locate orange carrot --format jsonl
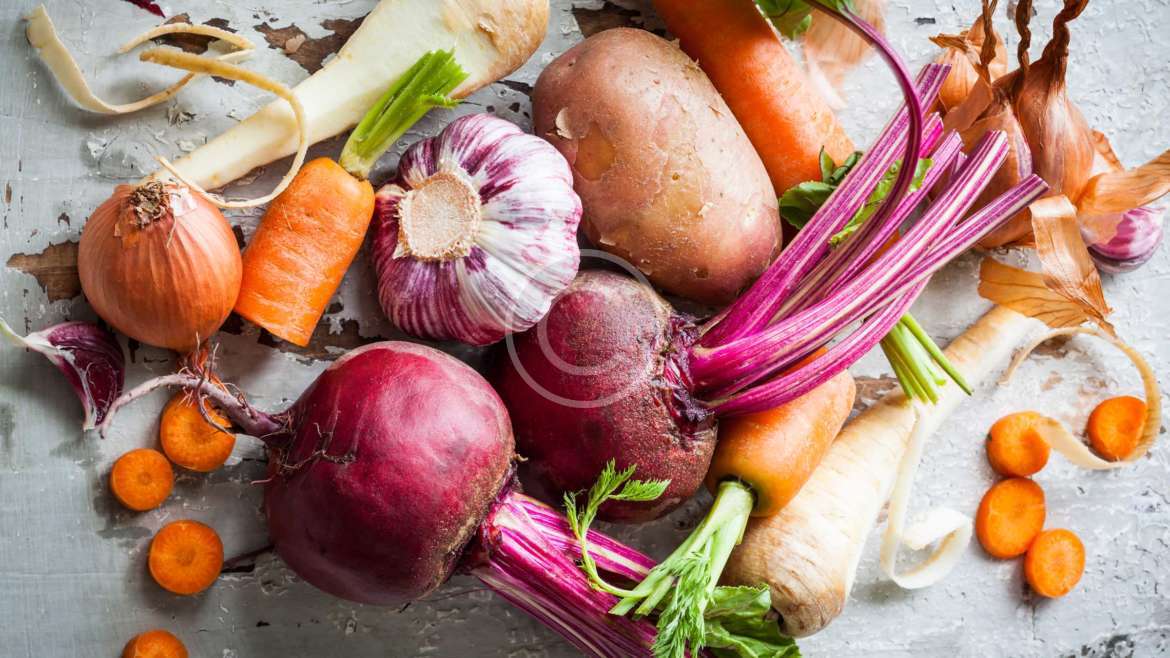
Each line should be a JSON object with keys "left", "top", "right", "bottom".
{"left": 975, "top": 477, "right": 1046, "bottom": 559}
{"left": 110, "top": 449, "right": 174, "bottom": 512}
{"left": 1025, "top": 528, "right": 1085, "bottom": 598}
{"left": 706, "top": 368, "right": 856, "bottom": 516}
{"left": 149, "top": 520, "right": 224, "bottom": 595}
{"left": 986, "top": 411, "right": 1051, "bottom": 477}
{"left": 122, "top": 629, "right": 188, "bottom": 658}
{"left": 1087, "top": 395, "right": 1146, "bottom": 461}
{"left": 160, "top": 391, "right": 235, "bottom": 472}
{"left": 651, "top": 0, "right": 855, "bottom": 194}
{"left": 233, "top": 157, "right": 375, "bottom": 347}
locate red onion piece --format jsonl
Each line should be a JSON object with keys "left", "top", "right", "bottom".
{"left": 1, "top": 319, "right": 125, "bottom": 429}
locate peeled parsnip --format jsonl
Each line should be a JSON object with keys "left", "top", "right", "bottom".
{"left": 163, "top": 0, "right": 549, "bottom": 190}
{"left": 722, "top": 305, "right": 1038, "bottom": 637}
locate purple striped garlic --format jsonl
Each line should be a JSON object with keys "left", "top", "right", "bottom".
{"left": 371, "top": 114, "right": 582, "bottom": 345}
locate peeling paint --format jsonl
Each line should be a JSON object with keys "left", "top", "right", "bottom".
{"left": 5, "top": 241, "right": 80, "bottom": 302}
{"left": 254, "top": 18, "right": 364, "bottom": 73}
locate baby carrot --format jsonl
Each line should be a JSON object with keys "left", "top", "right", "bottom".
{"left": 1087, "top": 395, "right": 1146, "bottom": 461}
{"left": 233, "top": 158, "right": 375, "bottom": 347}
{"left": 122, "top": 629, "right": 188, "bottom": 658}
{"left": 110, "top": 449, "right": 174, "bottom": 512}
{"left": 975, "top": 477, "right": 1046, "bottom": 559}
{"left": 986, "top": 411, "right": 1051, "bottom": 477}
{"left": 149, "top": 520, "right": 224, "bottom": 595}
{"left": 1025, "top": 528, "right": 1085, "bottom": 598}
{"left": 159, "top": 392, "right": 235, "bottom": 472}
{"left": 651, "top": 0, "right": 855, "bottom": 194}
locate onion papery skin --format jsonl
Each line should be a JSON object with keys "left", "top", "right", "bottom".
{"left": 371, "top": 114, "right": 582, "bottom": 346}
{"left": 1013, "top": 59, "right": 1095, "bottom": 211}
{"left": 968, "top": 90, "right": 1036, "bottom": 247}
{"left": 1082, "top": 205, "right": 1166, "bottom": 273}
{"left": 78, "top": 183, "right": 242, "bottom": 352}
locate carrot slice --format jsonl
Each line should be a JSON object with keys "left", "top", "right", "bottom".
{"left": 160, "top": 392, "right": 235, "bottom": 472}
{"left": 233, "top": 158, "right": 375, "bottom": 347}
{"left": 650, "top": 0, "right": 855, "bottom": 195}
{"left": 975, "top": 477, "right": 1046, "bottom": 559}
{"left": 122, "top": 629, "right": 188, "bottom": 658}
{"left": 1025, "top": 528, "right": 1085, "bottom": 597}
{"left": 1087, "top": 395, "right": 1146, "bottom": 461}
{"left": 110, "top": 449, "right": 174, "bottom": 512}
{"left": 149, "top": 520, "right": 224, "bottom": 595}
{"left": 986, "top": 411, "right": 1051, "bottom": 477}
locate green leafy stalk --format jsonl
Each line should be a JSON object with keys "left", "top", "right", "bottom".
{"left": 338, "top": 50, "right": 468, "bottom": 180}
{"left": 566, "top": 467, "right": 801, "bottom": 658}
{"left": 564, "top": 461, "right": 669, "bottom": 597}
{"left": 756, "top": 0, "right": 855, "bottom": 39}
{"left": 778, "top": 150, "right": 968, "bottom": 404}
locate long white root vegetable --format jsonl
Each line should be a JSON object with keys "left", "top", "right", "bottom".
{"left": 165, "top": 0, "right": 547, "bottom": 190}
{"left": 723, "top": 305, "right": 1037, "bottom": 637}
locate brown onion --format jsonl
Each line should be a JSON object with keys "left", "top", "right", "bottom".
{"left": 931, "top": 0, "right": 1008, "bottom": 114}
{"left": 1011, "top": 0, "right": 1095, "bottom": 212}
{"left": 79, "top": 180, "right": 242, "bottom": 352}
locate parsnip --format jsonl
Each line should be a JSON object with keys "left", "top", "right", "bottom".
{"left": 166, "top": 0, "right": 547, "bottom": 189}
{"left": 722, "top": 305, "right": 1038, "bottom": 637}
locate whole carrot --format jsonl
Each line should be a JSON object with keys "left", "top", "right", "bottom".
{"left": 234, "top": 51, "right": 468, "bottom": 346}
{"left": 234, "top": 159, "right": 374, "bottom": 346}
{"left": 651, "top": 0, "right": 855, "bottom": 193}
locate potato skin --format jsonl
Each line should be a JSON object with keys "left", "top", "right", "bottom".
{"left": 533, "top": 28, "right": 781, "bottom": 306}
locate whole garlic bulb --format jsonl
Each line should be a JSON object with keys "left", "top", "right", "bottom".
{"left": 371, "top": 114, "right": 582, "bottom": 345}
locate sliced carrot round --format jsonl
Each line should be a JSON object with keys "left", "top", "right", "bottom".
{"left": 975, "top": 477, "right": 1046, "bottom": 559}
{"left": 1087, "top": 395, "right": 1146, "bottom": 462}
{"left": 986, "top": 411, "right": 1051, "bottom": 477}
{"left": 149, "top": 520, "right": 224, "bottom": 595}
{"left": 110, "top": 449, "right": 175, "bottom": 512}
{"left": 160, "top": 392, "right": 235, "bottom": 472}
{"left": 1025, "top": 528, "right": 1085, "bottom": 598}
{"left": 122, "top": 629, "right": 188, "bottom": 658}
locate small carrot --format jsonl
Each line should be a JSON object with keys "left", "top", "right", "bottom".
{"left": 650, "top": 0, "right": 855, "bottom": 194}
{"left": 986, "top": 411, "right": 1051, "bottom": 477}
{"left": 1025, "top": 528, "right": 1085, "bottom": 598}
{"left": 975, "top": 477, "right": 1046, "bottom": 559}
{"left": 110, "top": 448, "right": 174, "bottom": 512}
{"left": 706, "top": 366, "right": 855, "bottom": 516}
{"left": 234, "top": 51, "right": 468, "bottom": 347}
{"left": 233, "top": 158, "right": 374, "bottom": 347}
{"left": 149, "top": 520, "right": 224, "bottom": 595}
{"left": 1087, "top": 395, "right": 1146, "bottom": 461}
{"left": 160, "top": 392, "right": 234, "bottom": 472}
{"left": 122, "top": 629, "right": 188, "bottom": 658}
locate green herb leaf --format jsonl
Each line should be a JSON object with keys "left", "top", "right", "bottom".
{"left": 652, "top": 554, "right": 711, "bottom": 658}
{"left": 829, "top": 156, "right": 932, "bottom": 246}
{"left": 756, "top": 0, "right": 855, "bottom": 39}
{"left": 705, "top": 587, "right": 802, "bottom": 658}
{"left": 564, "top": 461, "right": 669, "bottom": 596}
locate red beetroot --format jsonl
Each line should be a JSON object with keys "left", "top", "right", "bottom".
{"left": 495, "top": 271, "right": 716, "bottom": 523}
{"left": 262, "top": 343, "right": 513, "bottom": 604}
{"left": 100, "top": 341, "right": 670, "bottom": 658}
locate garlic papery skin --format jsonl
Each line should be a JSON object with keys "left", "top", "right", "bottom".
{"left": 1081, "top": 205, "right": 1165, "bottom": 274}
{"left": 372, "top": 114, "right": 582, "bottom": 346}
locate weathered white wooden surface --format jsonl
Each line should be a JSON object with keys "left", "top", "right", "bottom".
{"left": 1, "top": 1, "right": 1167, "bottom": 656}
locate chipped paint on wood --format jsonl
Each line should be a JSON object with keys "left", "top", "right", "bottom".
{"left": 5, "top": 241, "right": 80, "bottom": 301}
{"left": 254, "top": 17, "right": 364, "bottom": 73}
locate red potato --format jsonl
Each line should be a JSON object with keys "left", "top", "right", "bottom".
{"left": 533, "top": 28, "right": 781, "bottom": 305}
